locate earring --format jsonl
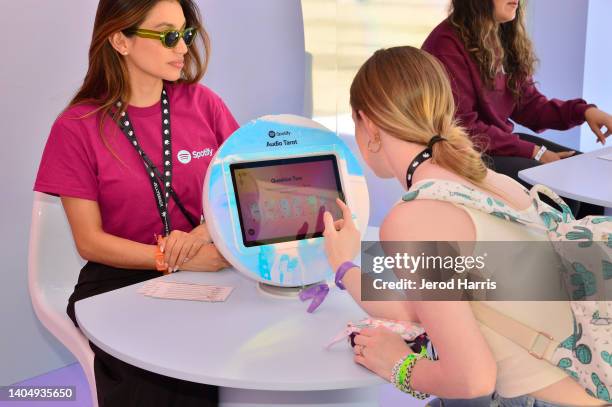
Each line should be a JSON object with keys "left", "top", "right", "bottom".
{"left": 122, "top": 51, "right": 128, "bottom": 55}
{"left": 367, "top": 138, "right": 382, "bottom": 153}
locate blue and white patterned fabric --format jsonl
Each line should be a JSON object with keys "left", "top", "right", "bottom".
{"left": 404, "top": 180, "right": 611, "bottom": 403}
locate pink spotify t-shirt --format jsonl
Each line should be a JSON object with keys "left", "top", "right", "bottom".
{"left": 34, "top": 83, "right": 239, "bottom": 244}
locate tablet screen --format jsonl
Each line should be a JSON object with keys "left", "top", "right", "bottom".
{"left": 230, "top": 155, "right": 345, "bottom": 247}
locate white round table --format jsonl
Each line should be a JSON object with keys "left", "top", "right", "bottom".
{"left": 519, "top": 146, "right": 612, "bottom": 214}
{"left": 75, "top": 265, "right": 386, "bottom": 406}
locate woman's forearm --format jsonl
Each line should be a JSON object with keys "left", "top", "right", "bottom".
{"left": 77, "top": 231, "right": 159, "bottom": 270}
{"left": 61, "top": 196, "right": 161, "bottom": 270}
{"left": 408, "top": 301, "right": 498, "bottom": 399}
{"left": 410, "top": 358, "right": 495, "bottom": 399}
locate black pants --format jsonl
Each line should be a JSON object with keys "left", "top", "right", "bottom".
{"left": 488, "top": 133, "right": 603, "bottom": 218}
{"left": 67, "top": 262, "right": 219, "bottom": 407}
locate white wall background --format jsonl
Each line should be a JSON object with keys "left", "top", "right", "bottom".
{"left": 524, "top": 0, "right": 611, "bottom": 152}
{"left": 0, "top": 0, "right": 304, "bottom": 385}
{"left": 581, "top": 0, "right": 612, "bottom": 152}
{"left": 0, "top": 1, "right": 96, "bottom": 386}
{"left": 201, "top": 0, "right": 306, "bottom": 124}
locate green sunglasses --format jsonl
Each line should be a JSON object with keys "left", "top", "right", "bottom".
{"left": 129, "top": 27, "right": 197, "bottom": 48}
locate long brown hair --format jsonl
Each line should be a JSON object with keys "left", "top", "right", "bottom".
{"left": 350, "top": 46, "right": 488, "bottom": 186}
{"left": 449, "top": 0, "right": 537, "bottom": 100}
{"left": 68, "top": 0, "right": 210, "bottom": 148}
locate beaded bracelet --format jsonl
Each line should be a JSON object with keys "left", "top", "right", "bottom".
{"left": 390, "top": 347, "right": 430, "bottom": 399}
{"left": 403, "top": 352, "right": 429, "bottom": 399}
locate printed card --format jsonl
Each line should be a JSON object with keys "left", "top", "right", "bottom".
{"left": 137, "top": 280, "right": 233, "bottom": 302}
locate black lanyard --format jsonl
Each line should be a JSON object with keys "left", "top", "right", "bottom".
{"left": 114, "top": 87, "right": 197, "bottom": 236}
{"left": 405, "top": 148, "right": 433, "bottom": 190}
{"left": 405, "top": 135, "right": 445, "bottom": 190}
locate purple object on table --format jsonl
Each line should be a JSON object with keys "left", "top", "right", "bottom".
{"left": 298, "top": 283, "right": 330, "bottom": 313}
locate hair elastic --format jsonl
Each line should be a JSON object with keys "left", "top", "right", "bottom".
{"left": 427, "top": 135, "right": 446, "bottom": 149}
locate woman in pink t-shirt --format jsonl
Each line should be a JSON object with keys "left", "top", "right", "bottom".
{"left": 34, "top": 1, "right": 238, "bottom": 405}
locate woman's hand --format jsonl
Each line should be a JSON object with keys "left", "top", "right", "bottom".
{"left": 585, "top": 107, "right": 612, "bottom": 145}
{"left": 181, "top": 243, "right": 231, "bottom": 272}
{"left": 160, "top": 230, "right": 209, "bottom": 271}
{"left": 533, "top": 147, "right": 576, "bottom": 164}
{"left": 353, "top": 327, "right": 413, "bottom": 381}
{"left": 189, "top": 222, "right": 213, "bottom": 243}
{"left": 322, "top": 198, "right": 361, "bottom": 272}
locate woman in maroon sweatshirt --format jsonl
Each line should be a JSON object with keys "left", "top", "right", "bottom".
{"left": 422, "top": 0, "right": 611, "bottom": 216}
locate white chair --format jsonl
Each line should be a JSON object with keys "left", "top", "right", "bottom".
{"left": 28, "top": 192, "right": 97, "bottom": 407}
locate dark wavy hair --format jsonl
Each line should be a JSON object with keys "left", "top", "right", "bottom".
{"left": 67, "top": 0, "right": 210, "bottom": 151}
{"left": 449, "top": 0, "right": 537, "bottom": 100}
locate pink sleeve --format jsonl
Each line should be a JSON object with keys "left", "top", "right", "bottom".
{"left": 34, "top": 117, "right": 98, "bottom": 201}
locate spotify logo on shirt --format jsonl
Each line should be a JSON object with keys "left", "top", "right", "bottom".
{"left": 177, "top": 150, "right": 192, "bottom": 164}
{"left": 177, "top": 148, "right": 215, "bottom": 164}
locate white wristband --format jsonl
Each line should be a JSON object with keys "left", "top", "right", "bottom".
{"left": 534, "top": 145, "right": 547, "bottom": 161}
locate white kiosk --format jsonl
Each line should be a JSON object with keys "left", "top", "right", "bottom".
{"left": 203, "top": 115, "right": 370, "bottom": 295}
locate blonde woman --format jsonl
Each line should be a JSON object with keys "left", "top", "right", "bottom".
{"left": 322, "top": 46, "right": 606, "bottom": 406}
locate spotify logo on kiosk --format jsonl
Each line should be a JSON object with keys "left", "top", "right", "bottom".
{"left": 203, "top": 115, "right": 369, "bottom": 292}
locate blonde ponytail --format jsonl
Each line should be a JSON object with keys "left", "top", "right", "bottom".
{"left": 350, "top": 46, "right": 488, "bottom": 186}
{"left": 431, "top": 124, "right": 488, "bottom": 185}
